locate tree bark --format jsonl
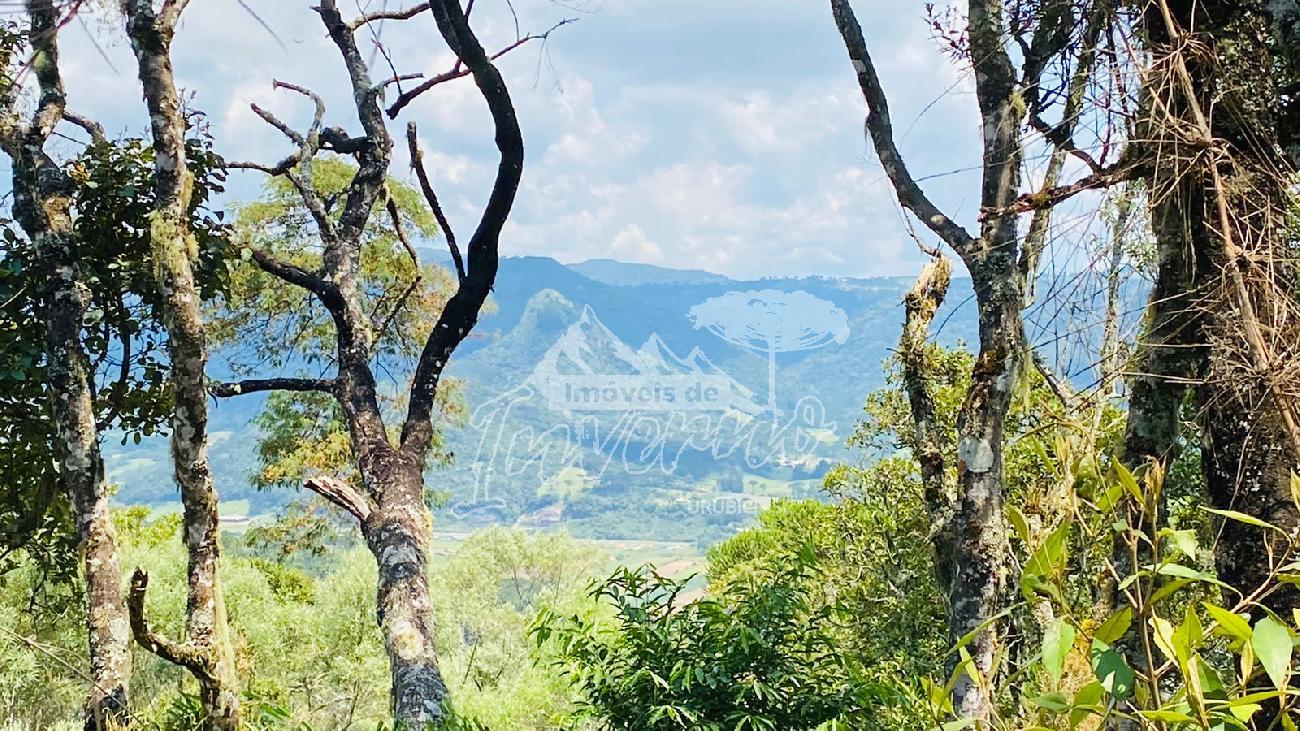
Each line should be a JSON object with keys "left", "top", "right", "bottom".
{"left": 215, "top": 0, "right": 528, "bottom": 722}
{"left": 1, "top": 3, "right": 132, "bottom": 726}
{"left": 1139, "top": 0, "right": 1300, "bottom": 614}
{"left": 362, "top": 463, "right": 448, "bottom": 725}
{"left": 899, "top": 257, "right": 957, "bottom": 589}
{"left": 123, "top": 2, "right": 240, "bottom": 727}
{"left": 831, "top": 0, "right": 1032, "bottom": 718}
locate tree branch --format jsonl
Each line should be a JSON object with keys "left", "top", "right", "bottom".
{"left": 400, "top": 0, "right": 525, "bottom": 453}
{"left": 303, "top": 474, "right": 372, "bottom": 522}
{"left": 406, "top": 121, "right": 464, "bottom": 282}
{"left": 61, "top": 110, "right": 105, "bottom": 144}
{"left": 348, "top": 2, "right": 431, "bottom": 30}
{"left": 127, "top": 568, "right": 214, "bottom": 683}
{"left": 385, "top": 18, "right": 575, "bottom": 119}
{"left": 249, "top": 248, "right": 340, "bottom": 305}
{"left": 830, "top": 0, "right": 975, "bottom": 254}
{"left": 315, "top": 0, "right": 392, "bottom": 246}
{"left": 209, "top": 377, "right": 336, "bottom": 398}
{"left": 978, "top": 161, "right": 1136, "bottom": 220}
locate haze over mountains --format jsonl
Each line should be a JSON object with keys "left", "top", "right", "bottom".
{"left": 105, "top": 255, "right": 1137, "bottom": 545}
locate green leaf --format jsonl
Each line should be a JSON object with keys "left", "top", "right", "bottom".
{"left": 1095, "top": 607, "right": 1133, "bottom": 645}
{"left": 1007, "top": 504, "right": 1031, "bottom": 545}
{"left": 1113, "top": 461, "right": 1142, "bottom": 503}
{"left": 1150, "top": 616, "right": 1179, "bottom": 664}
{"left": 1137, "top": 710, "right": 1197, "bottom": 723}
{"left": 1155, "top": 563, "right": 1235, "bottom": 592}
{"left": 1149, "top": 578, "right": 1196, "bottom": 606}
{"left": 1203, "top": 507, "right": 1277, "bottom": 531}
{"left": 1252, "top": 616, "right": 1293, "bottom": 690}
{"left": 1165, "top": 528, "right": 1198, "bottom": 560}
{"left": 1091, "top": 639, "right": 1136, "bottom": 700}
{"left": 1030, "top": 691, "right": 1070, "bottom": 712}
{"left": 1070, "top": 681, "right": 1105, "bottom": 727}
{"left": 1021, "top": 524, "right": 1070, "bottom": 603}
{"left": 1042, "top": 618, "right": 1076, "bottom": 683}
{"left": 1203, "top": 603, "right": 1252, "bottom": 643}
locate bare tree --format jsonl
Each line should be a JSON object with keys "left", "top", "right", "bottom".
{"left": 0, "top": 2, "right": 131, "bottom": 726}
{"left": 212, "top": 1, "right": 538, "bottom": 724}
{"left": 120, "top": 0, "right": 241, "bottom": 727}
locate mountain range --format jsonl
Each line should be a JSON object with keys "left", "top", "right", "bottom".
{"left": 105, "top": 255, "right": 1135, "bottom": 545}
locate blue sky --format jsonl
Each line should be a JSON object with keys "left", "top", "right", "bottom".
{"left": 44, "top": 0, "right": 995, "bottom": 279}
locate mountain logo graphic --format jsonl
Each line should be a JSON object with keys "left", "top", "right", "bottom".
{"left": 527, "top": 305, "right": 759, "bottom": 413}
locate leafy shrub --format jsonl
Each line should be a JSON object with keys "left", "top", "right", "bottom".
{"left": 535, "top": 554, "right": 866, "bottom": 730}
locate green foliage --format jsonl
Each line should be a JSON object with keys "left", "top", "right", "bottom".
{"left": 211, "top": 156, "right": 453, "bottom": 375}
{"left": 0, "top": 124, "right": 228, "bottom": 584}
{"left": 708, "top": 488, "right": 945, "bottom": 729}
{"left": 435, "top": 527, "right": 602, "bottom": 729}
{"left": 535, "top": 554, "right": 865, "bottom": 730}
{"left": 0, "top": 511, "right": 601, "bottom": 730}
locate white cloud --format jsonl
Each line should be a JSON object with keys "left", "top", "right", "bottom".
{"left": 609, "top": 224, "right": 664, "bottom": 263}
{"left": 36, "top": 0, "right": 989, "bottom": 280}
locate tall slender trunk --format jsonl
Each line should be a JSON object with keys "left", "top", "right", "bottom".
{"left": 830, "top": 0, "right": 1032, "bottom": 718}
{"left": 33, "top": 213, "right": 133, "bottom": 731}
{"left": 122, "top": 3, "right": 240, "bottom": 727}
{"left": 1, "top": 2, "right": 132, "bottom": 725}
{"left": 950, "top": 258, "right": 1020, "bottom": 717}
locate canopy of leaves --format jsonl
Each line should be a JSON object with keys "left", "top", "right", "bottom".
{"left": 0, "top": 126, "right": 229, "bottom": 581}
{"left": 211, "top": 157, "right": 454, "bottom": 378}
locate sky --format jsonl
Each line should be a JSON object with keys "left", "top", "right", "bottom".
{"left": 35, "top": 0, "right": 994, "bottom": 280}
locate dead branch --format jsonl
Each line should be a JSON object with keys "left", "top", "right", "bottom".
{"left": 385, "top": 17, "right": 575, "bottom": 119}
{"left": 830, "top": 0, "right": 975, "bottom": 255}
{"left": 349, "top": 2, "right": 432, "bottom": 30}
{"left": 406, "top": 121, "right": 464, "bottom": 282}
{"left": 303, "top": 474, "right": 373, "bottom": 522}
{"left": 980, "top": 161, "right": 1137, "bottom": 220}
{"left": 209, "top": 377, "right": 336, "bottom": 398}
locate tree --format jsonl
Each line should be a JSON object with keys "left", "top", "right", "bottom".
{"left": 121, "top": 0, "right": 241, "bottom": 726}
{"left": 207, "top": 2, "right": 547, "bottom": 724}
{"left": 0, "top": 4, "right": 131, "bottom": 725}
{"left": 827, "top": 0, "right": 1120, "bottom": 717}
{"left": 1126, "top": 0, "right": 1300, "bottom": 616}
{"left": 689, "top": 289, "right": 848, "bottom": 424}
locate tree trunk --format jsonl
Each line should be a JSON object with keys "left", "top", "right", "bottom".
{"left": 1121, "top": 202, "right": 1202, "bottom": 469}
{"left": 124, "top": 3, "right": 240, "bottom": 727}
{"left": 899, "top": 257, "right": 957, "bottom": 589}
{"left": 1140, "top": 0, "right": 1300, "bottom": 614}
{"left": 2, "top": 2, "right": 132, "bottom": 725}
{"left": 829, "top": 0, "right": 1026, "bottom": 718}
{"left": 34, "top": 223, "right": 134, "bottom": 731}
{"left": 950, "top": 260, "right": 1020, "bottom": 717}
{"left": 16, "top": 138, "right": 135, "bottom": 731}
{"left": 363, "top": 463, "right": 448, "bottom": 727}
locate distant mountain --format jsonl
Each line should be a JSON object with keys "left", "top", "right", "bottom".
{"left": 105, "top": 255, "right": 1142, "bottom": 545}
{"left": 569, "top": 259, "right": 731, "bottom": 286}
